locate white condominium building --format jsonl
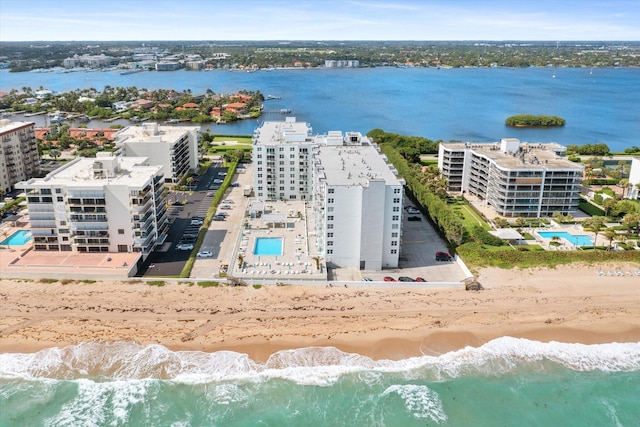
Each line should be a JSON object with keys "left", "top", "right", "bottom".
{"left": 252, "top": 118, "right": 404, "bottom": 269}
{"left": 114, "top": 123, "right": 199, "bottom": 183}
{"left": 252, "top": 117, "right": 315, "bottom": 201}
{"left": 438, "top": 138, "right": 584, "bottom": 218}
{"left": 628, "top": 157, "right": 640, "bottom": 200}
{"left": 17, "top": 153, "right": 167, "bottom": 257}
{"left": 313, "top": 135, "right": 404, "bottom": 270}
{"left": 0, "top": 120, "right": 39, "bottom": 194}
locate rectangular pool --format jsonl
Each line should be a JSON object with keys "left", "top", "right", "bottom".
{"left": 254, "top": 237, "right": 283, "bottom": 256}
{"left": 538, "top": 231, "right": 593, "bottom": 246}
{"left": 0, "top": 230, "right": 32, "bottom": 246}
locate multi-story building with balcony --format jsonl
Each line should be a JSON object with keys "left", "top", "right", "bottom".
{"left": 252, "top": 117, "right": 316, "bottom": 201}
{"left": 17, "top": 153, "right": 167, "bottom": 258}
{"left": 313, "top": 135, "right": 404, "bottom": 270}
{"left": 253, "top": 118, "right": 404, "bottom": 269}
{"left": 0, "top": 120, "right": 39, "bottom": 194}
{"left": 113, "top": 123, "right": 199, "bottom": 184}
{"left": 628, "top": 157, "right": 640, "bottom": 200}
{"left": 438, "top": 138, "right": 584, "bottom": 218}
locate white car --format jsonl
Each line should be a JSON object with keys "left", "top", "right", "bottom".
{"left": 197, "top": 250, "right": 213, "bottom": 257}
{"left": 176, "top": 243, "right": 194, "bottom": 251}
{"left": 190, "top": 220, "right": 203, "bottom": 226}
{"left": 220, "top": 205, "right": 232, "bottom": 210}
{"left": 222, "top": 199, "right": 234, "bottom": 204}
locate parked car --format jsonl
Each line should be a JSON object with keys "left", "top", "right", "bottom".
{"left": 192, "top": 216, "right": 204, "bottom": 220}
{"left": 197, "top": 251, "right": 213, "bottom": 257}
{"left": 230, "top": 182, "right": 240, "bottom": 187}
{"left": 383, "top": 276, "right": 397, "bottom": 282}
{"left": 213, "top": 215, "right": 225, "bottom": 221}
{"left": 435, "top": 251, "right": 453, "bottom": 261}
{"left": 176, "top": 243, "right": 193, "bottom": 251}
{"left": 220, "top": 205, "right": 232, "bottom": 210}
{"left": 407, "top": 216, "right": 422, "bottom": 221}
{"left": 415, "top": 277, "right": 427, "bottom": 282}
{"left": 222, "top": 199, "right": 234, "bottom": 204}
{"left": 206, "top": 192, "right": 215, "bottom": 197}
{"left": 398, "top": 276, "right": 415, "bottom": 282}
{"left": 172, "top": 201, "right": 183, "bottom": 206}
{"left": 190, "top": 220, "right": 203, "bottom": 226}
{"left": 406, "top": 207, "right": 420, "bottom": 214}
{"left": 213, "top": 179, "right": 223, "bottom": 184}
{"left": 215, "top": 211, "right": 229, "bottom": 217}
{"left": 218, "top": 172, "right": 227, "bottom": 176}
{"left": 362, "top": 277, "right": 373, "bottom": 282}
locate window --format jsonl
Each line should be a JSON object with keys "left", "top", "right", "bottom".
{"left": 55, "top": 188, "right": 61, "bottom": 194}
{"left": 118, "top": 244, "right": 128, "bottom": 252}
{"left": 394, "top": 188, "right": 400, "bottom": 194}
{"left": 391, "top": 241, "right": 398, "bottom": 246}
{"left": 290, "top": 186, "right": 295, "bottom": 190}
{"left": 393, "top": 198, "right": 400, "bottom": 203}
{"left": 327, "top": 198, "right": 334, "bottom": 203}
{"left": 327, "top": 232, "right": 334, "bottom": 237}
{"left": 258, "top": 186, "right": 263, "bottom": 190}
{"left": 392, "top": 232, "right": 398, "bottom": 238}
{"left": 392, "top": 224, "right": 399, "bottom": 229}
{"left": 327, "top": 207, "right": 334, "bottom": 212}
{"left": 257, "top": 167, "right": 262, "bottom": 171}
{"left": 327, "top": 215, "right": 334, "bottom": 221}
{"left": 290, "top": 154, "right": 296, "bottom": 158}
{"left": 118, "top": 229, "right": 125, "bottom": 235}
{"left": 393, "top": 207, "right": 399, "bottom": 212}
{"left": 328, "top": 188, "right": 334, "bottom": 194}
{"left": 290, "top": 147, "right": 295, "bottom": 151}
{"left": 57, "top": 197, "right": 64, "bottom": 202}
{"left": 327, "top": 249, "right": 333, "bottom": 254}
{"left": 257, "top": 173, "right": 262, "bottom": 177}
{"left": 327, "top": 241, "right": 333, "bottom": 246}
{"left": 327, "top": 224, "right": 334, "bottom": 229}
{"left": 257, "top": 154, "right": 262, "bottom": 158}
{"left": 279, "top": 154, "right": 285, "bottom": 158}
{"left": 392, "top": 215, "right": 399, "bottom": 221}
{"left": 391, "top": 249, "right": 397, "bottom": 254}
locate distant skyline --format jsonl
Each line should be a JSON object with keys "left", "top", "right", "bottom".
{"left": 1, "top": 0, "right": 639, "bottom": 42}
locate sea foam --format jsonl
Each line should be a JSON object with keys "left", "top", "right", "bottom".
{"left": 1, "top": 337, "right": 639, "bottom": 386}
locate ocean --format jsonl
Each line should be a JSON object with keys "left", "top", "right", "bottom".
{"left": 1, "top": 338, "right": 639, "bottom": 426}
{"left": 2, "top": 67, "right": 639, "bottom": 151}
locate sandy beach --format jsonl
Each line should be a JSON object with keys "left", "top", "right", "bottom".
{"left": 1, "top": 262, "right": 639, "bottom": 361}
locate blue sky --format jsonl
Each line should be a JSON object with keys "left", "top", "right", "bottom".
{"left": 1, "top": 0, "right": 639, "bottom": 41}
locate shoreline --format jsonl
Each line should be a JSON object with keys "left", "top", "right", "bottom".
{"left": 1, "top": 263, "right": 639, "bottom": 361}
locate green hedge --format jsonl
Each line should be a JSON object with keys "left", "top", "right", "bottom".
{"left": 583, "top": 178, "right": 618, "bottom": 186}
{"left": 0, "top": 197, "right": 25, "bottom": 215}
{"left": 179, "top": 160, "right": 239, "bottom": 278}
{"left": 579, "top": 200, "right": 605, "bottom": 216}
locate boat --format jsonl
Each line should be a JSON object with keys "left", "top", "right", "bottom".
{"left": 266, "top": 95, "right": 281, "bottom": 100}
{"left": 49, "top": 111, "right": 64, "bottom": 123}
{"left": 120, "top": 69, "right": 144, "bottom": 75}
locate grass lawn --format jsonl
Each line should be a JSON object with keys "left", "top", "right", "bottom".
{"left": 450, "top": 200, "right": 490, "bottom": 231}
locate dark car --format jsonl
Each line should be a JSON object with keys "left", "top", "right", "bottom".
{"left": 435, "top": 251, "right": 453, "bottom": 261}
{"left": 213, "top": 215, "right": 225, "bottom": 221}
{"left": 383, "top": 276, "right": 396, "bottom": 282}
{"left": 398, "top": 276, "right": 415, "bottom": 282}
{"left": 415, "top": 277, "right": 427, "bottom": 282}
{"left": 407, "top": 216, "right": 421, "bottom": 221}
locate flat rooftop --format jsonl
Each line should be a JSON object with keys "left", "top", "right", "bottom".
{"left": 316, "top": 144, "right": 402, "bottom": 186}
{"left": 442, "top": 141, "right": 583, "bottom": 170}
{"left": 0, "top": 120, "right": 34, "bottom": 134}
{"left": 115, "top": 123, "right": 198, "bottom": 144}
{"left": 253, "top": 118, "right": 312, "bottom": 146}
{"left": 20, "top": 156, "right": 161, "bottom": 188}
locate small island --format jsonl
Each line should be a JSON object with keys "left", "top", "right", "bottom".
{"left": 505, "top": 115, "right": 565, "bottom": 128}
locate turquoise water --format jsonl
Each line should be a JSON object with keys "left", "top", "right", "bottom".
{"left": 538, "top": 231, "right": 593, "bottom": 246}
{"left": 254, "top": 237, "right": 283, "bottom": 255}
{"left": 0, "top": 230, "right": 32, "bottom": 246}
{"left": 1, "top": 339, "right": 639, "bottom": 426}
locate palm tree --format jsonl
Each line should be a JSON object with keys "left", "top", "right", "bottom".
{"left": 583, "top": 216, "right": 605, "bottom": 248}
{"left": 604, "top": 229, "right": 617, "bottom": 250}
{"left": 618, "top": 178, "right": 630, "bottom": 198}
{"left": 237, "top": 254, "right": 244, "bottom": 269}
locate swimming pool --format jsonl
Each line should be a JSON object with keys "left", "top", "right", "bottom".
{"left": 538, "top": 231, "right": 593, "bottom": 246}
{"left": 0, "top": 230, "right": 32, "bottom": 246}
{"left": 254, "top": 237, "right": 283, "bottom": 256}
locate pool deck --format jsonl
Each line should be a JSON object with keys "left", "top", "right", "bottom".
{"left": 229, "top": 200, "right": 327, "bottom": 281}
